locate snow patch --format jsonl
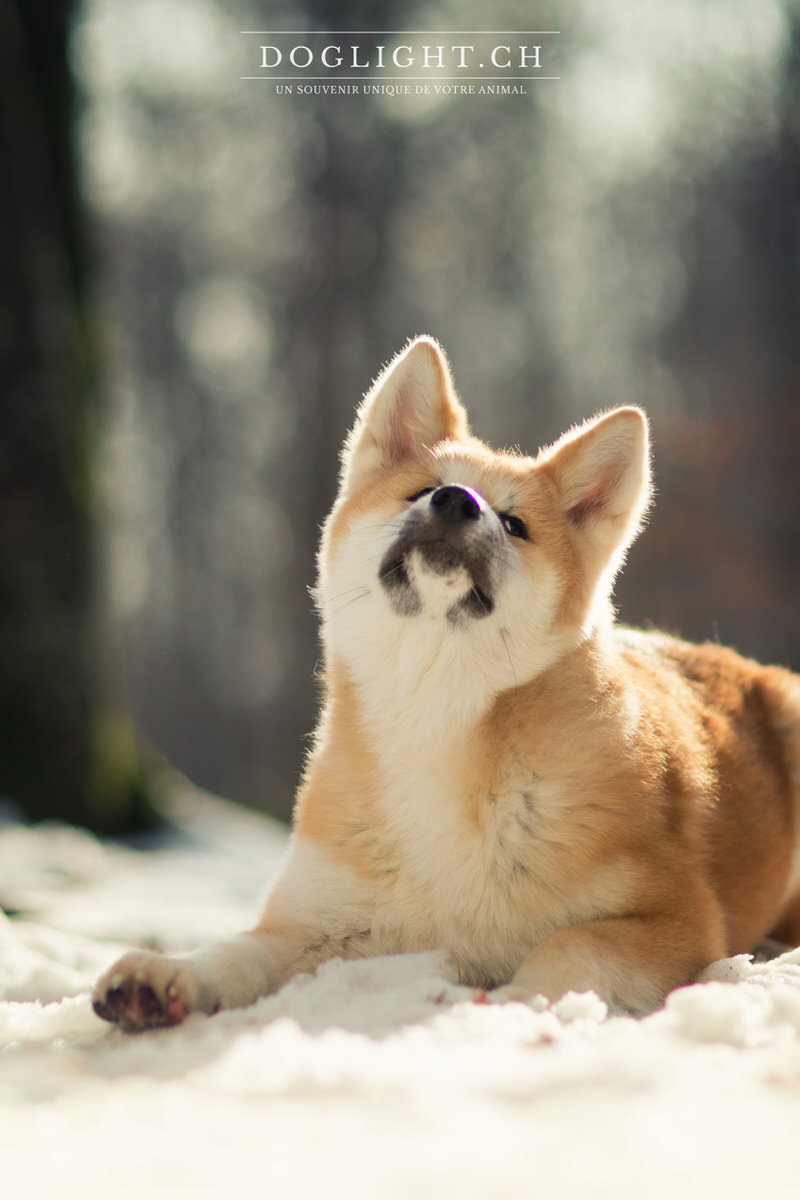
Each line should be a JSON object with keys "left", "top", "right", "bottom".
{"left": 3, "top": 798, "right": 800, "bottom": 1198}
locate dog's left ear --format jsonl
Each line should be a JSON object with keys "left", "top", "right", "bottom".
{"left": 539, "top": 406, "right": 652, "bottom": 586}
{"left": 341, "top": 337, "right": 468, "bottom": 488}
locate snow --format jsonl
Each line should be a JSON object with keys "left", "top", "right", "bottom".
{"left": 3, "top": 792, "right": 800, "bottom": 1199}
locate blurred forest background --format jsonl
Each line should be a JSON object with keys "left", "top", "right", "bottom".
{"left": 2, "top": 0, "right": 800, "bottom": 830}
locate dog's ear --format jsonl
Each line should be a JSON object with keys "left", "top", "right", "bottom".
{"left": 539, "top": 407, "right": 652, "bottom": 585}
{"left": 341, "top": 337, "right": 468, "bottom": 488}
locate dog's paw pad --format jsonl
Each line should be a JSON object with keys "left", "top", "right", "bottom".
{"left": 164, "top": 982, "right": 188, "bottom": 1023}
{"left": 92, "top": 955, "right": 194, "bottom": 1031}
{"left": 135, "top": 983, "right": 166, "bottom": 1021}
{"left": 92, "top": 995, "right": 114, "bottom": 1022}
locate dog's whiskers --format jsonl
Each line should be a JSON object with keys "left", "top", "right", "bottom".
{"left": 379, "top": 560, "right": 406, "bottom": 577}
{"left": 330, "top": 591, "right": 371, "bottom": 617}
{"left": 470, "top": 585, "right": 491, "bottom": 615}
{"left": 319, "top": 586, "right": 371, "bottom": 617}
{"left": 500, "top": 628, "right": 518, "bottom": 689}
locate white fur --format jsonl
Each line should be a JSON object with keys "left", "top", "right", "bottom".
{"left": 267, "top": 836, "right": 376, "bottom": 934}
{"left": 322, "top": 500, "right": 574, "bottom": 740}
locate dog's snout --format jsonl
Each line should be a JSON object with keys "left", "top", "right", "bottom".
{"left": 430, "top": 485, "right": 482, "bottom": 523}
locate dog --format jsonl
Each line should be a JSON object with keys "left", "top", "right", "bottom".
{"left": 93, "top": 336, "right": 800, "bottom": 1030}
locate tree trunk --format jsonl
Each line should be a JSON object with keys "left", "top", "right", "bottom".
{"left": 0, "top": 0, "right": 157, "bottom": 833}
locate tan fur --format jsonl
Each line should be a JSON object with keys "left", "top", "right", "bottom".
{"left": 93, "top": 336, "right": 800, "bottom": 1029}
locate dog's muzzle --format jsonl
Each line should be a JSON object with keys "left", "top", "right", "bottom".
{"left": 379, "top": 485, "right": 502, "bottom": 623}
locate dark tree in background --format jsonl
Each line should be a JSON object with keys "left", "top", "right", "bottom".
{"left": 0, "top": 0, "right": 154, "bottom": 832}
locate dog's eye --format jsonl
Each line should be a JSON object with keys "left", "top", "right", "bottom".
{"left": 407, "top": 487, "right": 435, "bottom": 503}
{"left": 501, "top": 513, "right": 528, "bottom": 540}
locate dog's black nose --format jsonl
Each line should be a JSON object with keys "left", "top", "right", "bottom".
{"left": 430, "top": 485, "right": 482, "bottom": 523}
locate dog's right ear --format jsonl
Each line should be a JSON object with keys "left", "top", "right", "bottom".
{"left": 341, "top": 337, "right": 468, "bottom": 489}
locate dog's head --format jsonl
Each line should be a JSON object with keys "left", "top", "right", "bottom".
{"left": 317, "top": 337, "right": 651, "bottom": 708}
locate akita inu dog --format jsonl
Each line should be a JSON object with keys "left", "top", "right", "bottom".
{"left": 93, "top": 336, "right": 800, "bottom": 1030}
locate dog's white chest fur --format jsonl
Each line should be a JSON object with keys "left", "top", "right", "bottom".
{"left": 355, "top": 693, "right": 558, "bottom": 985}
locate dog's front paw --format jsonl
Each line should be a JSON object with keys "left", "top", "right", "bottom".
{"left": 92, "top": 950, "right": 216, "bottom": 1032}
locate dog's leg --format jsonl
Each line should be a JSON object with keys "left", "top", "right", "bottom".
{"left": 92, "top": 835, "right": 375, "bottom": 1031}
{"left": 91, "top": 927, "right": 310, "bottom": 1031}
{"left": 495, "top": 906, "right": 725, "bottom": 1014}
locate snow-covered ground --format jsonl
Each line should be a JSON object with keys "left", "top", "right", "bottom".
{"left": 3, "top": 789, "right": 800, "bottom": 1200}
